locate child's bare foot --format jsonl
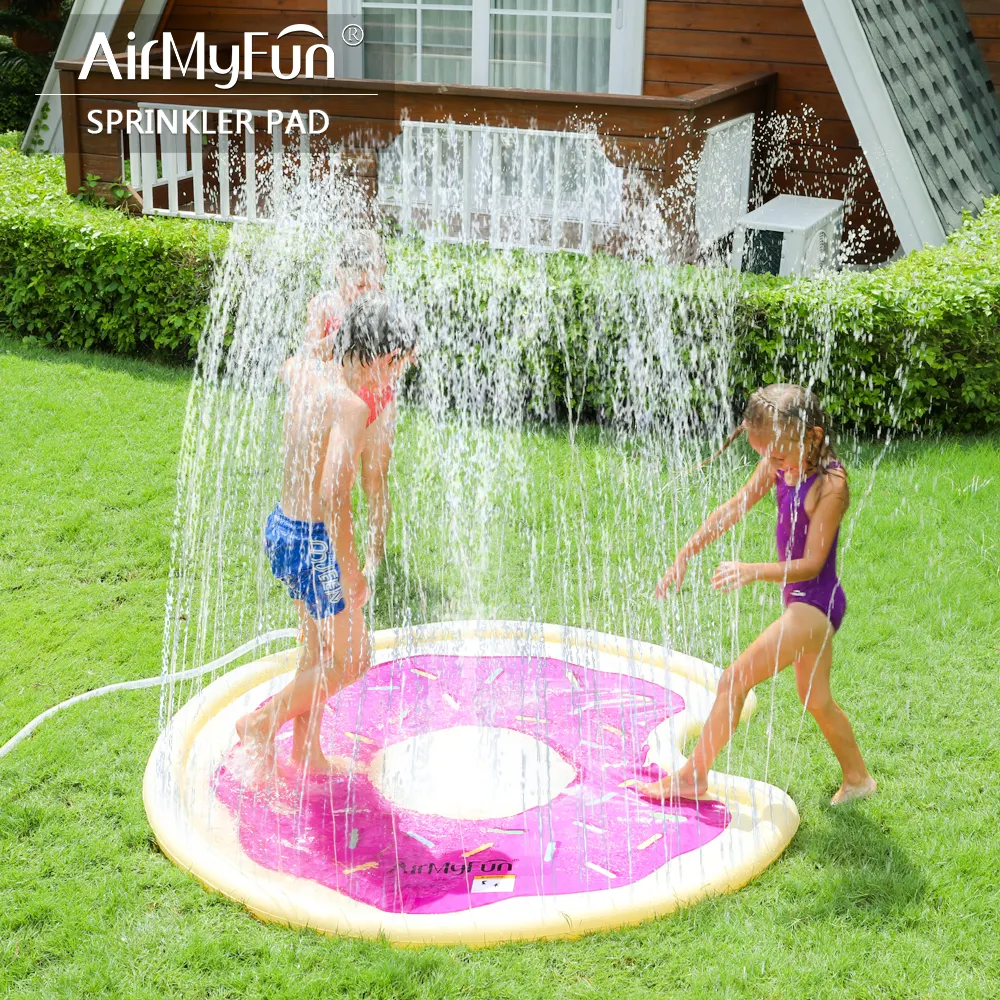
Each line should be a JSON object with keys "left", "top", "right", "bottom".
{"left": 235, "top": 711, "right": 274, "bottom": 763}
{"left": 285, "top": 743, "right": 355, "bottom": 778}
{"left": 230, "top": 715, "right": 278, "bottom": 788}
{"left": 830, "top": 776, "right": 877, "bottom": 805}
{"left": 636, "top": 772, "right": 707, "bottom": 803}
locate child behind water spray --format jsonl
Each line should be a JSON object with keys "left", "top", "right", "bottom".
{"left": 640, "top": 383, "right": 876, "bottom": 807}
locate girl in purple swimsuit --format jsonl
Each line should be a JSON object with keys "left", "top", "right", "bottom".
{"left": 640, "top": 384, "right": 876, "bottom": 807}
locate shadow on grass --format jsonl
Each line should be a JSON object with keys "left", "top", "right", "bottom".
{"left": 0, "top": 332, "right": 192, "bottom": 384}
{"left": 793, "top": 805, "right": 927, "bottom": 921}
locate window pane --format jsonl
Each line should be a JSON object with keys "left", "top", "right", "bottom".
{"left": 421, "top": 9, "right": 473, "bottom": 84}
{"left": 490, "top": 13, "right": 546, "bottom": 89}
{"left": 553, "top": 0, "right": 611, "bottom": 12}
{"left": 491, "top": 0, "right": 547, "bottom": 10}
{"left": 363, "top": 8, "right": 417, "bottom": 81}
{"left": 551, "top": 14, "right": 609, "bottom": 92}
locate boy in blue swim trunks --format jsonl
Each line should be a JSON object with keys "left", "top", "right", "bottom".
{"left": 295, "top": 230, "right": 398, "bottom": 575}
{"left": 236, "top": 275, "right": 416, "bottom": 777}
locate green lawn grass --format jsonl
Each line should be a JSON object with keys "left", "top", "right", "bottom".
{"left": 1, "top": 340, "right": 999, "bottom": 999}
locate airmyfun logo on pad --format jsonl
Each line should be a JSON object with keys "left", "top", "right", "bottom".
{"left": 78, "top": 26, "right": 352, "bottom": 91}
{"left": 385, "top": 860, "right": 518, "bottom": 894}
{"left": 389, "top": 860, "right": 515, "bottom": 879}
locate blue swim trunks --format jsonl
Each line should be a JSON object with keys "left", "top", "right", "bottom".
{"left": 264, "top": 504, "right": 346, "bottom": 620}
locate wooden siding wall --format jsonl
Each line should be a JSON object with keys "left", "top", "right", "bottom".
{"left": 151, "top": 0, "right": 1000, "bottom": 86}
{"left": 643, "top": 0, "right": 898, "bottom": 259}
{"left": 966, "top": 0, "right": 1000, "bottom": 89}
{"left": 138, "top": 0, "right": 1000, "bottom": 260}
{"left": 158, "top": 0, "right": 332, "bottom": 74}
{"left": 63, "top": 59, "right": 774, "bottom": 251}
{"left": 642, "top": 0, "right": 1000, "bottom": 260}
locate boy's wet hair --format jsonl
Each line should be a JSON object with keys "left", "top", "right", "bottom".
{"left": 335, "top": 292, "right": 418, "bottom": 366}
{"left": 334, "top": 229, "right": 385, "bottom": 281}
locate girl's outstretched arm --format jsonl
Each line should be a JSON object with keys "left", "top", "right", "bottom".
{"left": 713, "top": 468, "right": 849, "bottom": 591}
{"left": 656, "top": 459, "right": 772, "bottom": 597}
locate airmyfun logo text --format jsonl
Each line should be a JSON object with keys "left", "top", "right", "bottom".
{"left": 80, "top": 26, "right": 339, "bottom": 91}
{"left": 388, "top": 860, "right": 515, "bottom": 877}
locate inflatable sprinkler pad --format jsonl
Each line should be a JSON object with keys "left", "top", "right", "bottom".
{"left": 144, "top": 622, "right": 799, "bottom": 945}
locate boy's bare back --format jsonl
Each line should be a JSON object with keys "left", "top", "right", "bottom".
{"left": 279, "top": 358, "right": 368, "bottom": 524}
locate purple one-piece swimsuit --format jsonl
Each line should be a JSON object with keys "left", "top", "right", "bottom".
{"left": 775, "top": 465, "right": 847, "bottom": 630}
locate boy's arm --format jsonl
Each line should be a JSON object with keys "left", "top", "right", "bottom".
{"left": 277, "top": 296, "right": 328, "bottom": 385}
{"left": 320, "top": 407, "right": 368, "bottom": 606}
{"left": 359, "top": 400, "right": 396, "bottom": 572}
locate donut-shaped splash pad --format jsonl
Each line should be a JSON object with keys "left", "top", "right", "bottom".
{"left": 144, "top": 623, "right": 799, "bottom": 945}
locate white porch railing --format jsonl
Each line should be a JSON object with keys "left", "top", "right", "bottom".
{"left": 377, "top": 121, "right": 624, "bottom": 253}
{"left": 125, "top": 107, "right": 625, "bottom": 253}
{"left": 126, "top": 104, "right": 323, "bottom": 222}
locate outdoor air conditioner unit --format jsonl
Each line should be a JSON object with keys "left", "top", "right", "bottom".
{"left": 732, "top": 195, "right": 845, "bottom": 277}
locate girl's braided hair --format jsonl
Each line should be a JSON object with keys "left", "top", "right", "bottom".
{"left": 698, "top": 384, "right": 845, "bottom": 495}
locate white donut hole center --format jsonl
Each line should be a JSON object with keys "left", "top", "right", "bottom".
{"left": 368, "top": 725, "right": 577, "bottom": 820}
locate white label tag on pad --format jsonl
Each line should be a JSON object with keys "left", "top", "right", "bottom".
{"left": 471, "top": 874, "right": 516, "bottom": 893}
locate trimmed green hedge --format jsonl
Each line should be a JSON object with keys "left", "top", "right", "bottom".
{"left": 738, "top": 210, "right": 1000, "bottom": 433}
{"left": 387, "top": 217, "right": 1000, "bottom": 433}
{"left": 2, "top": 135, "right": 998, "bottom": 431}
{"left": 0, "top": 137, "right": 225, "bottom": 354}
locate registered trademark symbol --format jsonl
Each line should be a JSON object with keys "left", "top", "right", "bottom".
{"left": 342, "top": 24, "right": 363, "bottom": 46}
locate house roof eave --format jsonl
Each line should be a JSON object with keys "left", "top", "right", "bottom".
{"left": 22, "top": 0, "right": 170, "bottom": 155}
{"left": 801, "top": 0, "right": 947, "bottom": 253}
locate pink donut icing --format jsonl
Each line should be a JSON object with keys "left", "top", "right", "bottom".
{"left": 215, "top": 654, "right": 730, "bottom": 914}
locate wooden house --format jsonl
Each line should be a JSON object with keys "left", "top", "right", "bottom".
{"left": 24, "top": 0, "right": 1000, "bottom": 263}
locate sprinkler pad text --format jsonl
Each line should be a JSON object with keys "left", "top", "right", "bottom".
{"left": 86, "top": 108, "right": 332, "bottom": 136}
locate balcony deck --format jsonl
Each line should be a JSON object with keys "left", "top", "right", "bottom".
{"left": 56, "top": 59, "right": 777, "bottom": 200}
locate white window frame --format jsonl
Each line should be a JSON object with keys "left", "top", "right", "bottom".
{"left": 331, "top": 0, "right": 644, "bottom": 94}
